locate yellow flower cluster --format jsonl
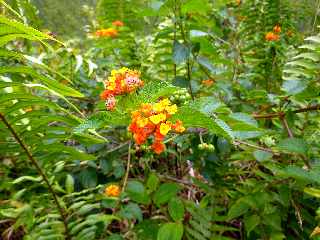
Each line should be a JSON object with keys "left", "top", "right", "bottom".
{"left": 128, "top": 98, "right": 185, "bottom": 154}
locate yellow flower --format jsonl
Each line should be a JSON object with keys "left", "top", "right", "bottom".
{"left": 153, "top": 102, "right": 165, "bottom": 112}
{"left": 105, "top": 184, "right": 120, "bottom": 197}
{"left": 119, "top": 67, "right": 128, "bottom": 74}
{"left": 165, "top": 104, "right": 177, "bottom": 115}
{"left": 149, "top": 113, "right": 166, "bottom": 124}
{"left": 137, "top": 117, "right": 149, "bottom": 127}
{"left": 159, "top": 98, "right": 170, "bottom": 107}
{"left": 108, "top": 76, "right": 116, "bottom": 82}
{"left": 107, "top": 82, "right": 116, "bottom": 90}
{"left": 111, "top": 70, "right": 118, "bottom": 76}
{"left": 160, "top": 122, "right": 171, "bottom": 135}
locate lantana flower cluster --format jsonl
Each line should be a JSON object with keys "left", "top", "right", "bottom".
{"left": 128, "top": 98, "right": 185, "bottom": 154}
{"left": 95, "top": 28, "right": 118, "bottom": 38}
{"left": 100, "top": 67, "right": 144, "bottom": 110}
{"left": 95, "top": 20, "right": 124, "bottom": 38}
{"left": 265, "top": 25, "right": 281, "bottom": 41}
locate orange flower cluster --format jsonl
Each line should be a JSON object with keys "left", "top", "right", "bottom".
{"left": 112, "top": 20, "right": 124, "bottom": 27}
{"left": 128, "top": 99, "right": 185, "bottom": 154}
{"left": 265, "top": 25, "right": 281, "bottom": 41}
{"left": 273, "top": 25, "right": 281, "bottom": 33}
{"left": 100, "top": 67, "right": 144, "bottom": 110}
{"left": 265, "top": 32, "right": 279, "bottom": 41}
{"left": 202, "top": 79, "right": 214, "bottom": 87}
{"left": 95, "top": 28, "right": 118, "bottom": 38}
{"left": 105, "top": 184, "right": 120, "bottom": 197}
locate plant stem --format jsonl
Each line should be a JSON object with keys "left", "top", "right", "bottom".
{"left": 234, "top": 139, "right": 278, "bottom": 155}
{"left": 122, "top": 140, "right": 132, "bottom": 192}
{"left": 280, "top": 116, "right": 294, "bottom": 138}
{"left": 252, "top": 104, "right": 320, "bottom": 119}
{"left": 0, "top": 112, "right": 70, "bottom": 240}
{"left": 177, "top": 2, "right": 194, "bottom": 100}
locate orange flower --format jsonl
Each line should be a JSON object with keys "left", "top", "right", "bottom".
{"left": 95, "top": 28, "right": 118, "bottom": 38}
{"left": 236, "top": 0, "right": 241, "bottom": 5}
{"left": 128, "top": 99, "right": 185, "bottom": 154}
{"left": 112, "top": 20, "right": 124, "bottom": 27}
{"left": 172, "top": 120, "right": 185, "bottom": 133}
{"left": 100, "top": 89, "right": 113, "bottom": 100}
{"left": 105, "top": 184, "right": 120, "bottom": 197}
{"left": 202, "top": 79, "right": 214, "bottom": 87}
{"left": 273, "top": 25, "right": 281, "bottom": 33}
{"left": 134, "top": 133, "right": 148, "bottom": 145}
{"left": 265, "top": 32, "right": 280, "bottom": 41}
{"left": 151, "top": 141, "right": 165, "bottom": 154}
{"left": 154, "top": 128, "right": 165, "bottom": 141}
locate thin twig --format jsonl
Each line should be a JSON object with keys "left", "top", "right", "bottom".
{"left": 234, "top": 139, "right": 278, "bottom": 155}
{"left": 177, "top": 2, "right": 194, "bottom": 100}
{"left": 0, "top": 112, "right": 70, "bottom": 240}
{"left": 158, "top": 174, "right": 196, "bottom": 188}
{"left": 122, "top": 140, "right": 132, "bottom": 193}
{"left": 280, "top": 116, "right": 294, "bottom": 138}
{"left": 252, "top": 104, "right": 320, "bottom": 119}
{"left": 106, "top": 141, "right": 130, "bottom": 154}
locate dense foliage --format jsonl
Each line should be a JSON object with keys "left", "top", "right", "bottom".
{"left": 1, "top": 0, "right": 320, "bottom": 239}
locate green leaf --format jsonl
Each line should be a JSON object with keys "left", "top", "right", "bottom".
{"left": 126, "top": 181, "right": 150, "bottom": 204}
{"left": 173, "top": 41, "right": 190, "bottom": 65}
{"left": 227, "top": 199, "right": 250, "bottom": 220}
{"left": 74, "top": 111, "right": 129, "bottom": 133}
{"left": 119, "top": 203, "right": 143, "bottom": 222}
{"left": 304, "top": 187, "right": 320, "bottom": 198}
{"left": 253, "top": 150, "right": 272, "bottom": 162}
{"left": 79, "top": 168, "right": 97, "bottom": 188}
{"left": 282, "top": 80, "right": 307, "bottom": 95}
{"left": 12, "top": 175, "right": 42, "bottom": 184}
{"left": 153, "top": 183, "right": 181, "bottom": 207}
{"left": 134, "top": 220, "right": 160, "bottom": 240}
{"left": 168, "top": 197, "right": 185, "bottom": 222}
{"left": 0, "top": 33, "right": 39, "bottom": 46}
{"left": 190, "top": 30, "right": 208, "bottom": 38}
{"left": 157, "top": 222, "right": 184, "bottom": 240}
{"left": 0, "top": 66, "right": 83, "bottom": 97}
{"left": 146, "top": 173, "right": 160, "bottom": 193}
{"left": 65, "top": 174, "right": 74, "bottom": 194}
{"left": 173, "top": 106, "right": 233, "bottom": 140}
{"left": 182, "top": 0, "right": 210, "bottom": 14}
{"left": 244, "top": 214, "right": 260, "bottom": 236}
{"left": 278, "top": 138, "right": 308, "bottom": 155}
{"left": 197, "top": 56, "right": 215, "bottom": 73}
{"left": 0, "top": 15, "right": 59, "bottom": 43}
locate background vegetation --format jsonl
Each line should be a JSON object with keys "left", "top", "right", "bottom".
{"left": 2, "top": 0, "right": 320, "bottom": 239}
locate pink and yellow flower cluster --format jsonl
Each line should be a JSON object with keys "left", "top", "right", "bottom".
{"left": 128, "top": 99, "right": 185, "bottom": 154}
{"left": 100, "top": 67, "right": 144, "bottom": 110}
